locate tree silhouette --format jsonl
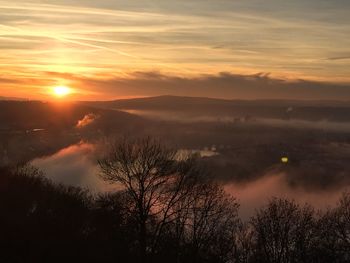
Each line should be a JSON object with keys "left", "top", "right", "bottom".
{"left": 178, "top": 182, "right": 239, "bottom": 262}
{"left": 0, "top": 165, "right": 91, "bottom": 262}
{"left": 251, "top": 198, "right": 316, "bottom": 263}
{"left": 316, "top": 192, "right": 350, "bottom": 262}
{"left": 1, "top": 139, "right": 349, "bottom": 262}
{"left": 98, "top": 137, "right": 202, "bottom": 261}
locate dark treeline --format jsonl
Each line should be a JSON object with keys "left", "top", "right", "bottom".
{"left": 0, "top": 138, "right": 349, "bottom": 263}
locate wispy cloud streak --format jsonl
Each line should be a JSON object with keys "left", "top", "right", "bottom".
{"left": 0, "top": 0, "right": 349, "bottom": 99}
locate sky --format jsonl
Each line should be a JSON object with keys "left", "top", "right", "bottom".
{"left": 0, "top": 0, "right": 349, "bottom": 100}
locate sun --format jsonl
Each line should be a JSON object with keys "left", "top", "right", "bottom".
{"left": 53, "top": 86, "right": 71, "bottom": 97}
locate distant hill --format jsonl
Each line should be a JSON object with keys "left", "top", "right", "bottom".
{"left": 0, "top": 96, "right": 26, "bottom": 101}
{"left": 0, "top": 101, "right": 143, "bottom": 131}
{"left": 83, "top": 95, "right": 350, "bottom": 122}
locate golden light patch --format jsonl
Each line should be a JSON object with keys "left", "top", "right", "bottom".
{"left": 281, "top": 157, "right": 289, "bottom": 164}
{"left": 53, "top": 86, "right": 71, "bottom": 97}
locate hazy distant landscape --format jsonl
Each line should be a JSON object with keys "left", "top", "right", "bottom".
{"left": 1, "top": 96, "right": 349, "bottom": 218}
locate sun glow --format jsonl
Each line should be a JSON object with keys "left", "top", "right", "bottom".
{"left": 53, "top": 86, "right": 71, "bottom": 97}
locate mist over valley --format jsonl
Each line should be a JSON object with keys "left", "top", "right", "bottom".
{"left": 1, "top": 96, "right": 349, "bottom": 217}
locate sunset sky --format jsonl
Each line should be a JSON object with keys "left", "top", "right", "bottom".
{"left": 0, "top": 0, "right": 349, "bottom": 100}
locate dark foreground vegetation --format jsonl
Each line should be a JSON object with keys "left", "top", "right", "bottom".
{"left": 0, "top": 138, "right": 349, "bottom": 263}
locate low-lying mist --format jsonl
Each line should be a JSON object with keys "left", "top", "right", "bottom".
{"left": 31, "top": 141, "right": 349, "bottom": 219}
{"left": 3, "top": 99, "right": 349, "bottom": 217}
{"left": 31, "top": 143, "right": 114, "bottom": 192}
{"left": 121, "top": 109, "right": 350, "bottom": 133}
{"left": 225, "top": 172, "right": 347, "bottom": 218}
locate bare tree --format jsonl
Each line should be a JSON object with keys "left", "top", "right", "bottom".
{"left": 232, "top": 222, "right": 255, "bottom": 263}
{"left": 334, "top": 192, "right": 350, "bottom": 254}
{"left": 317, "top": 191, "right": 350, "bottom": 262}
{"left": 176, "top": 182, "right": 240, "bottom": 262}
{"left": 251, "top": 198, "right": 315, "bottom": 263}
{"left": 98, "top": 137, "right": 201, "bottom": 261}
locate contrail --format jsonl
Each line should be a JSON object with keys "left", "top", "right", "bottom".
{"left": 54, "top": 36, "right": 138, "bottom": 58}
